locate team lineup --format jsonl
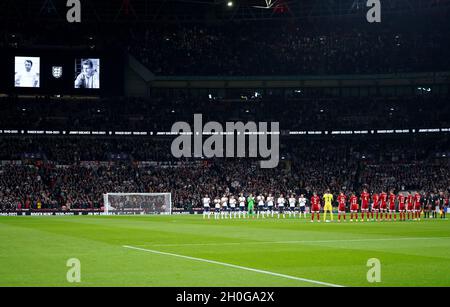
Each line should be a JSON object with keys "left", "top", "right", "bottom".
{"left": 201, "top": 189, "right": 448, "bottom": 222}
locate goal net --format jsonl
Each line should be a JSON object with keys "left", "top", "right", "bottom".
{"left": 103, "top": 193, "right": 171, "bottom": 215}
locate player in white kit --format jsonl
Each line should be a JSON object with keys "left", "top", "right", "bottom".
{"left": 220, "top": 194, "right": 229, "bottom": 219}
{"left": 256, "top": 194, "right": 265, "bottom": 218}
{"left": 238, "top": 193, "right": 246, "bottom": 218}
{"left": 266, "top": 193, "right": 274, "bottom": 217}
{"left": 213, "top": 196, "right": 221, "bottom": 220}
{"left": 277, "top": 194, "right": 286, "bottom": 219}
{"left": 298, "top": 194, "right": 307, "bottom": 218}
{"left": 229, "top": 195, "right": 237, "bottom": 219}
{"left": 288, "top": 194, "right": 297, "bottom": 218}
{"left": 202, "top": 194, "right": 211, "bottom": 219}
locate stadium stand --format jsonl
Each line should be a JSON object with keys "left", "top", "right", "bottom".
{"left": 0, "top": 1, "right": 449, "bottom": 213}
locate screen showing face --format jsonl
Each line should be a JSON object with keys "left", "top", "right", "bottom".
{"left": 14, "top": 56, "right": 40, "bottom": 88}
{"left": 74, "top": 58, "right": 100, "bottom": 89}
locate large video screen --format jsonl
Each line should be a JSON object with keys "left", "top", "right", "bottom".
{"left": 14, "top": 56, "right": 40, "bottom": 88}
{"left": 0, "top": 49, "right": 122, "bottom": 95}
{"left": 74, "top": 58, "right": 100, "bottom": 89}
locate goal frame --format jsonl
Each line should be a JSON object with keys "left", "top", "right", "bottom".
{"left": 103, "top": 193, "right": 172, "bottom": 215}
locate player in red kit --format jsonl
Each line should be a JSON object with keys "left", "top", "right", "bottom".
{"left": 337, "top": 191, "right": 347, "bottom": 222}
{"left": 350, "top": 193, "right": 359, "bottom": 222}
{"left": 371, "top": 192, "right": 380, "bottom": 221}
{"left": 310, "top": 192, "right": 321, "bottom": 223}
{"left": 388, "top": 190, "right": 397, "bottom": 221}
{"left": 379, "top": 190, "right": 388, "bottom": 221}
{"left": 398, "top": 193, "right": 406, "bottom": 221}
{"left": 406, "top": 192, "right": 414, "bottom": 220}
{"left": 360, "top": 189, "right": 370, "bottom": 222}
{"left": 414, "top": 192, "right": 422, "bottom": 221}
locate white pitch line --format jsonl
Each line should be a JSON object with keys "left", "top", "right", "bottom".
{"left": 122, "top": 245, "right": 344, "bottom": 287}
{"left": 134, "top": 236, "right": 450, "bottom": 248}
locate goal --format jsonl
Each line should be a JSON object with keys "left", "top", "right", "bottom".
{"left": 103, "top": 193, "right": 172, "bottom": 215}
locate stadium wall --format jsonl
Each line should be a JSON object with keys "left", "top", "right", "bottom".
{"left": 125, "top": 54, "right": 155, "bottom": 97}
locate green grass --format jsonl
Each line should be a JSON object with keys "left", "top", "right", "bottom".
{"left": 0, "top": 214, "right": 449, "bottom": 287}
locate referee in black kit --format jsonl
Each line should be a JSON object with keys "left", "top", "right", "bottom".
{"left": 435, "top": 192, "right": 445, "bottom": 219}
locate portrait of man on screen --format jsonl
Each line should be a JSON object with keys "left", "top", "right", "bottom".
{"left": 74, "top": 59, "right": 100, "bottom": 89}
{"left": 15, "top": 57, "right": 40, "bottom": 88}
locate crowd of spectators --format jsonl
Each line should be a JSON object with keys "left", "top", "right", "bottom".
{"left": 0, "top": 136, "right": 449, "bottom": 211}
{"left": 1, "top": 94, "right": 449, "bottom": 132}
{"left": 0, "top": 137, "right": 173, "bottom": 164}
{"left": 128, "top": 20, "right": 450, "bottom": 76}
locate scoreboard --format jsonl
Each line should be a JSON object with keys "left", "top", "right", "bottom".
{"left": 0, "top": 48, "right": 124, "bottom": 96}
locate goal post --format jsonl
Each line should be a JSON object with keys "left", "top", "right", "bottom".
{"left": 103, "top": 193, "right": 172, "bottom": 215}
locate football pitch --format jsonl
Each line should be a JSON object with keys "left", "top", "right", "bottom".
{"left": 0, "top": 215, "right": 449, "bottom": 287}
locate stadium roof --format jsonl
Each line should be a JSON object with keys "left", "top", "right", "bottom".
{"left": 0, "top": 0, "right": 449, "bottom": 23}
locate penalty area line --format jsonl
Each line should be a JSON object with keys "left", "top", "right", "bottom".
{"left": 122, "top": 245, "right": 344, "bottom": 287}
